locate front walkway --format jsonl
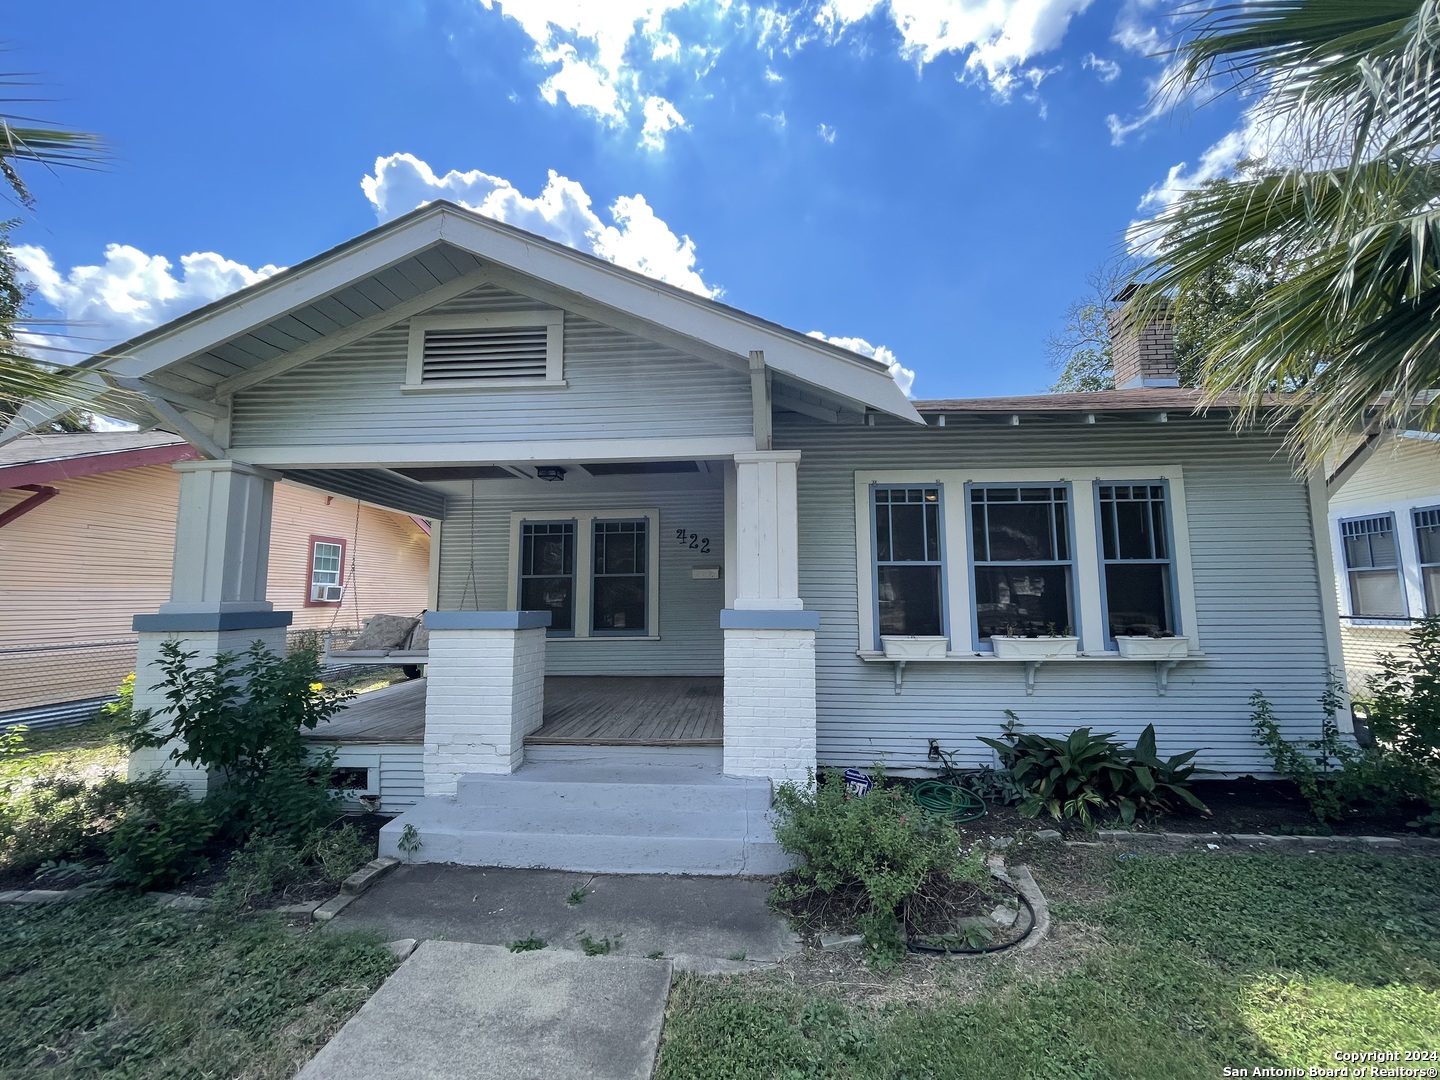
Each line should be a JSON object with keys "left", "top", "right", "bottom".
{"left": 307, "top": 675, "right": 723, "bottom": 746}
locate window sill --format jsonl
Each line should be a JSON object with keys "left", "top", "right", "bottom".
{"left": 1339, "top": 616, "right": 1416, "bottom": 627}
{"left": 401, "top": 378, "right": 568, "bottom": 393}
{"left": 554, "top": 635, "right": 662, "bottom": 643}
{"left": 855, "top": 649, "right": 1209, "bottom": 696}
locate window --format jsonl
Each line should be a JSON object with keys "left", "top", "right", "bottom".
{"left": 970, "top": 485, "right": 1074, "bottom": 642}
{"left": 405, "top": 310, "right": 564, "bottom": 389}
{"left": 520, "top": 521, "right": 576, "bottom": 634}
{"left": 1415, "top": 506, "right": 1440, "bottom": 616}
{"left": 872, "top": 486, "right": 944, "bottom": 640}
{"left": 592, "top": 520, "right": 648, "bottom": 635}
{"left": 308, "top": 536, "right": 345, "bottom": 604}
{"left": 510, "top": 510, "right": 662, "bottom": 638}
{"left": 1340, "top": 514, "right": 1406, "bottom": 618}
{"left": 1098, "top": 483, "right": 1176, "bottom": 639}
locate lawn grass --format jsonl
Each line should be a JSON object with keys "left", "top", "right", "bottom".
{"left": 0, "top": 715, "right": 127, "bottom": 786}
{"left": 656, "top": 852, "right": 1440, "bottom": 1080}
{"left": 0, "top": 893, "right": 396, "bottom": 1079}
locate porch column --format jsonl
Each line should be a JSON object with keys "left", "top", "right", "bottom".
{"left": 129, "top": 459, "right": 292, "bottom": 794}
{"left": 724, "top": 450, "right": 817, "bottom": 783}
{"left": 422, "top": 611, "right": 549, "bottom": 795}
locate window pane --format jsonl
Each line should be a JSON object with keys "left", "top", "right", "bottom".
{"left": 1350, "top": 569, "right": 1405, "bottom": 618}
{"left": 877, "top": 565, "right": 943, "bottom": 636}
{"left": 521, "top": 576, "right": 574, "bottom": 631}
{"left": 312, "top": 543, "right": 341, "bottom": 585}
{"left": 982, "top": 501, "right": 1058, "bottom": 561}
{"left": 1417, "top": 521, "right": 1440, "bottom": 565}
{"left": 875, "top": 503, "right": 892, "bottom": 561}
{"left": 593, "top": 577, "right": 646, "bottom": 633}
{"left": 530, "top": 531, "right": 573, "bottom": 575}
{"left": 887, "top": 502, "right": 927, "bottom": 562}
{"left": 925, "top": 502, "right": 940, "bottom": 561}
{"left": 1425, "top": 565, "right": 1440, "bottom": 616}
{"left": 595, "top": 526, "right": 642, "bottom": 574}
{"left": 1099, "top": 500, "right": 1117, "bottom": 561}
{"left": 973, "top": 565, "right": 1072, "bottom": 639}
{"left": 1114, "top": 500, "right": 1155, "bottom": 560}
{"left": 1105, "top": 563, "right": 1173, "bottom": 637}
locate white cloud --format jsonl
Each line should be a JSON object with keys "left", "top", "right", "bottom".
{"left": 761, "top": 110, "right": 787, "bottom": 130}
{"left": 817, "top": 122, "right": 837, "bottom": 143}
{"left": 1082, "top": 52, "right": 1119, "bottom": 83}
{"left": 13, "top": 244, "right": 281, "bottom": 361}
{"left": 362, "top": 152, "right": 716, "bottom": 296}
{"left": 808, "top": 330, "right": 916, "bottom": 397}
{"left": 763, "top": 65, "right": 784, "bottom": 82}
{"left": 639, "top": 95, "right": 687, "bottom": 150}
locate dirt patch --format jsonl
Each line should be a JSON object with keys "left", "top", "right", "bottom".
{"left": 767, "top": 943, "right": 1003, "bottom": 1013}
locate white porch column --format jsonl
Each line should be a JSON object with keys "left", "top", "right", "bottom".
{"left": 732, "top": 450, "right": 802, "bottom": 610}
{"left": 724, "top": 449, "right": 816, "bottom": 784}
{"left": 422, "top": 611, "right": 549, "bottom": 795}
{"left": 129, "top": 459, "right": 292, "bottom": 793}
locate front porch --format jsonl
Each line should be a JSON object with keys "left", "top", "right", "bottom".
{"left": 308, "top": 675, "right": 723, "bottom": 747}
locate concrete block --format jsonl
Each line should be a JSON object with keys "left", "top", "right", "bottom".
{"left": 1358, "top": 836, "right": 1402, "bottom": 846}
{"left": 819, "top": 933, "right": 865, "bottom": 950}
{"left": 314, "top": 893, "right": 361, "bottom": 922}
{"left": 388, "top": 938, "right": 418, "bottom": 961}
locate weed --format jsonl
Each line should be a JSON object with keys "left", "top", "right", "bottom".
{"left": 397, "top": 823, "right": 422, "bottom": 859}
{"left": 565, "top": 886, "right": 588, "bottom": 906}
{"left": 212, "top": 834, "right": 305, "bottom": 911}
{"left": 508, "top": 934, "right": 547, "bottom": 953}
{"left": 577, "top": 931, "right": 620, "bottom": 956}
{"left": 728, "top": 951, "right": 747, "bottom": 962}
{"left": 309, "top": 822, "right": 373, "bottom": 882}
{"left": 647, "top": 950, "right": 665, "bottom": 960}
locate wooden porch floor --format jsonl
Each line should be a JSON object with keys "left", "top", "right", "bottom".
{"left": 306, "top": 675, "right": 723, "bottom": 747}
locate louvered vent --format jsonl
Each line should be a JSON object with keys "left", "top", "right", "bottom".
{"left": 421, "top": 324, "right": 550, "bottom": 383}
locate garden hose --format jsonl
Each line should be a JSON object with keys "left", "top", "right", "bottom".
{"left": 906, "top": 891, "right": 1037, "bottom": 955}
{"left": 912, "top": 779, "right": 987, "bottom": 823}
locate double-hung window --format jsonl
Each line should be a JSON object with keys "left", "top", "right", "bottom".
{"left": 970, "top": 485, "right": 1074, "bottom": 643}
{"left": 309, "top": 537, "right": 345, "bottom": 604}
{"left": 872, "top": 486, "right": 945, "bottom": 641}
{"left": 519, "top": 521, "right": 577, "bottom": 634}
{"left": 1097, "top": 483, "right": 1176, "bottom": 639}
{"left": 1414, "top": 506, "right": 1440, "bottom": 616}
{"left": 1340, "top": 514, "right": 1406, "bottom": 618}
{"left": 592, "top": 519, "right": 648, "bottom": 635}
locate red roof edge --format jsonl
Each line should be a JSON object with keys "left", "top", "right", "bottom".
{"left": 0, "top": 442, "right": 201, "bottom": 489}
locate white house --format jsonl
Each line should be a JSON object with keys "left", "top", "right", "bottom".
{"left": 1, "top": 203, "right": 1347, "bottom": 873}
{"left": 1327, "top": 427, "right": 1440, "bottom": 689}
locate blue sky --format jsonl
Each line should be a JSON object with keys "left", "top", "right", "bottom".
{"left": 8, "top": 0, "right": 1258, "bottom": 399}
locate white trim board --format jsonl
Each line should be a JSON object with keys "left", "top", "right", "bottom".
{"left": 852, "top": 466, "right": 1200, "bottom": 658}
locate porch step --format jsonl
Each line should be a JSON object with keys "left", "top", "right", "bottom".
{"left": 521, "top": 743, "right": 724, "bottom": 769}
{"left": 378, "top": 763, "right": 791, "bottom": 876}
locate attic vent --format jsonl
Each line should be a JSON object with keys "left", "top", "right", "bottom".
{"left": 405, "top": 310, "right": 564, "bottom": 390}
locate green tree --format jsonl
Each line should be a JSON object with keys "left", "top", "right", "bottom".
{"left": 1132, "top": 0, "right": 1440, "bottom": 468}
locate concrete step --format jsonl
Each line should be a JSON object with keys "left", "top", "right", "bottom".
{"left": 423, "top": 802, "right": 759, "bottom": 840}
{"left": 522, "top": 743, "right": 724, "bottom": 769}
{"left": 455, "top": 762, "right": 773, "bottom": 815}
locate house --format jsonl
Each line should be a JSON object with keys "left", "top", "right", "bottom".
{"left": 1326, "top": 427, "right": 1440, "bottom": 690}
{"left": 0, "top": 203, "right": 1346, "bottom": 873}
{"left": 0, "top": 431, "right": 432, "bottom": 726}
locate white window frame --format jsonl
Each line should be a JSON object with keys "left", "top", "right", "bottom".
{"left": 853, "top": 467, "right": 1200, "bottom": 656}
{"left": 1415, "top": 505, "right": 1440, "bottom": 617}
{"left": 1329, "top": 497, "right": 1433, "bottom": 623}
{"left": 507, "top": 509, "right": 662, "bottom": 640}
{"left": 404, "top": 310, "right": 565, "bottom": 391}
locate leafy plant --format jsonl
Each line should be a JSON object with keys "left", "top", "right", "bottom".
{"left": 577, "top": 931, "right": 619, "bottom": 956}
{"left": 105, "top": 785, "right": 215, "bottom": 889}
{"left": 979, "top": 712, "right": 1207, "bottom": 827}
{"left": 0, "top": 773, "right": 143, "bottom": 872}
{"left": 212, "top": 834, "right": 305, "bottom": 911}
{"left": 565, "top": 886, "right": 588, "bottom": 906}
{"left": 1359, "top": 616, "right": 1440, "bottom": 762}
{"left": 306, "top": 822, "right": 372, "bottom": 882}
{"left": 508, "top": 934, "right": 546, "bottom": 953}
{"left": 99, "top": 673, "right": 135, "bottom": 725}
{"left": 397, "top": 823, "right": 422, "bottom": 859}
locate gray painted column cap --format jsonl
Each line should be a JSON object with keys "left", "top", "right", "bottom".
{"left": 133, "top": 610, "right": 294, "bottom": 633}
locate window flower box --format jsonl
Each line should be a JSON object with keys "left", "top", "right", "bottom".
{"left": 881, "top": 635, "right": 949, "bottom": 659}
{"left": 1114, "top": 635, "right": 1189, "bottom": 659}
{"left": 990, "top": 635, "right": 1079, "bottom": 660}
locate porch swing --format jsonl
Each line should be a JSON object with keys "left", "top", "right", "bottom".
{"left": 321, "top": 500, "right": 429, "bottom": 679}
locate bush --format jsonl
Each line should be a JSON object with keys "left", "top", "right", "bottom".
{"left": 99, "top": 672, "right": 135, "bottom": 725}
{"left": 308, "top": 822, "right": 373, "bottom": 882}
{"left": 106, "top": 784, "right": 215, "bottom": 889}
{"left": 0, "top": 774, "right": 134, "bottom": 872}
{"left": 212, "top": 834, "right": 306, "bottom": 911}
{"left": 770, "top": 770, "right": 980, "bottom": 966}
{"left": 979, "top": 713, "right": 1207, "bottom": 827}
{"left": 1359, "top": 616, "right": 1440, "bottom": 762}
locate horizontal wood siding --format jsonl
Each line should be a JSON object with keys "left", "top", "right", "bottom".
{"left": 0, "top": 467, "right": 429, "bottom": 712}
{"left": 230, "top": 283, "right": 752, "bottom": 448}
{"left": 1331, "top": 437, "right": 1440, "bottom": 510}
{"left": 437, "top": 477, "right": 725, "bottom": 675}
{"left": 326, "top": 743, "right": 424, "bottom": 812}
{"left": 781, "top": 413, "right": 1332, "bottom": 775}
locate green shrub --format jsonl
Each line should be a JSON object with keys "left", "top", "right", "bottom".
{"left": 1359, "top": 616, "right": 1440, "bottom": 763}
{"left": 212, "top": 834, "right": 306, "bottom": 911}
{"left": 979, "top": 713, "right": 1207, "bottom": 827}
{"left": 308, "top": 822, "right": 372, "bottom": 882}
{"left": 0, "top": 773, "right": 135, "bottom": 871}
{"left": 106, "top": 784, "right": 215, "bottom": 889}
{"left": 770, "top": 770, "right": 980, "bottom": 967}
{"left": 98, "top": 672, "right": 135, "bottom": 725}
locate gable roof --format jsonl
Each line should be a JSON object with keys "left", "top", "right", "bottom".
{"left": 6, "top": 202, "right": 919, "bottom": 445}
{"left": 0, "top": 431, "right": 198, "bottom": 488}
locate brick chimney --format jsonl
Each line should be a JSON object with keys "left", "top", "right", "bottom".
{"left": 1108, "top": 285, "right": 1179, "bottom": 390}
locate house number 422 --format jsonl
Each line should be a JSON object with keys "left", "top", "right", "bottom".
{"left": 675, "top": 528, "right": 711, "bottom": 553}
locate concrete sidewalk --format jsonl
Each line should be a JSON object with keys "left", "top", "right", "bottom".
{"left": 296, "top": 939, "right": 672, "bottom": 1080}
{"left": 331, "top": 864, "right": 799, "bottom": 970}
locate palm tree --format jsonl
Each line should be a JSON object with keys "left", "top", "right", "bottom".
{"left": 1133, "top": 1, "right": 1440, "bottom": 468}
{"left": 0, "top": 72, "right": 106, "bottom": 428}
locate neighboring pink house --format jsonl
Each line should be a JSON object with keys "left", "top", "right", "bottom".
{"left": 0, "top": 431, "right": 432, "bottom": 724}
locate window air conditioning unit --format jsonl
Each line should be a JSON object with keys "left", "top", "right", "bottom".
{"left": 312, "top": 584, "right": 344, "bottom": 603}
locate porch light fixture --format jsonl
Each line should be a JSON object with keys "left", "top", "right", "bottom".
{"left": 536, "top": 466, "right": 566, "bottom": 482}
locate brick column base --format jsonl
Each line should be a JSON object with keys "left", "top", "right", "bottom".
{"left": 721, "top": 610, "right": 819, "bottom": 784}
{"left": 423, "top": 612, "right": 549, "bottom": 795}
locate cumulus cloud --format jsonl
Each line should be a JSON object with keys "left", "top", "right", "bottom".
{"left": 13, "top": 244, "right": 281, "bottom": 361}
{"left": 362, "top": 152, "right": 715, "bottom": 296}
{"left": 639, "top": 95, "right": 687, "bottom": 150}
{"left": 1082, "top": 52, "right": 1119, "bottom": 83}
{"left": 808, "top": 330, "right": 916, "bottom": 397}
